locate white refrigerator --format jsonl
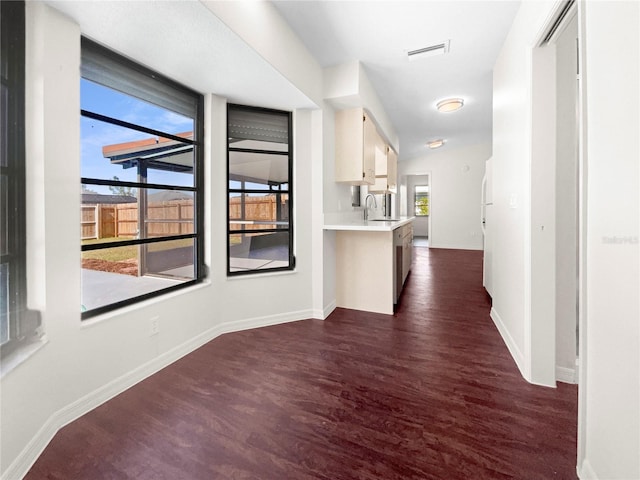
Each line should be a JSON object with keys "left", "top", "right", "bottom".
{"left": 481, "top": 158, "right": 493, "bottom": 297}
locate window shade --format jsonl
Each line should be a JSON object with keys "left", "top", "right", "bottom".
{"left": 81, "top": 37, "right": 198, "bottom": 118}
{"left": 228, "top": 107, "right": 289, "bottom": 144}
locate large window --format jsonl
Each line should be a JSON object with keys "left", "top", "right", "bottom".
{"left": 227, "top": 104, "right": 294, "bottom": 275}
{"left": 1, "top": 0, "right": 40, "bottom": 355}
{"left": 414, "top": 185, "right": 430, "bottom": 216}
{"left": 80, "top": 39, "right": 204, "bottom": 319}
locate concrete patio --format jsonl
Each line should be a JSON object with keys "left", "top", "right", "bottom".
{"left": 81, "top": 269, "right": 184, "bottom": 312}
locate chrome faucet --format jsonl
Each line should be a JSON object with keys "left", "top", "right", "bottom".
{"left": 364, "top": 193, "right": 377, "bottom": 220}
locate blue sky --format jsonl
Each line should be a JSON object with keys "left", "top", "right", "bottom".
{"left": 81, "top": 79, "right": 194, "bottom": 194}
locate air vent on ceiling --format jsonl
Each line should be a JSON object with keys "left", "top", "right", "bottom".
{"left": 407, "top": 40, "right": 450, "bottom": 61}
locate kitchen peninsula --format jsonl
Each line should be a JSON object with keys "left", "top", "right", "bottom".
{"left": 324, "top": 216, "right": 414, "bottom": 315}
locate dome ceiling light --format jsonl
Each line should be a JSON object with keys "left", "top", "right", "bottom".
{"left": 436, "top": 98, "right": 464, "bottom": 113}
{"left": 427, "top": 139, "right": 444, "bottom": 149}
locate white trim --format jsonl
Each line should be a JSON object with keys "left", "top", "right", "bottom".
{"left": 324, "top": 300, "right": 336, "bottom": 319}
{"left": 556, "top": 365, "right": 578, "bottom": 384}
{"left": 490, "top": 307, "right": 527, "bottom": 380}
{"left": 577, "top": 458, "right": 598, "bottom": 479}
{"left": 2, "top": 413, "right": 60, "bottom": 480}
{"left": 534, "top": 0, "right": 577, "bottom": 47}
{"left": 1, "top": 309, "right": 314, "bottom": 480}
{"left": 576, "top": 1, "right": 589, "bottom": 473}
{"left": 523, "top": 40, "right": 534, "bottom": 385}
{"left": 312, "top": 300, "right": 336, "bottom": 320}
{"left": 548, "top": 5, "right": 577, "bottom": 46}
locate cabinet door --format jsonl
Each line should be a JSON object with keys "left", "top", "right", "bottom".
{"left": 402, "top": 236, "right": 412, "bottom": 282}
{"left": 335, "top": 108, "right": 366, "bottom": 183}
{"left": 369, "top": 176, "right": 388, "bottom": 193}
{"left": 387, "top": 147, "right": 397, "bottom": 191}
{"left": 362, "top": 112, "right": 377, "bottom": 184}
{"left": 370, "top": 145, "right": 397, "bottom": 193}
{"left": 374, "top": 132, "right": 388, "bottom": 176}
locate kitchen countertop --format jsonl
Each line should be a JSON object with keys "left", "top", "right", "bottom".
{"left": 323, "top": 216, "right": 415, "bottom": 232}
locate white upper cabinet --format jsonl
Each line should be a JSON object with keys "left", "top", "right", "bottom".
{"left": 374, "top": 133, "right": 388, "bottom": 175}
{"left": 335, "top": 107, "right": 376, "bottom": 184}
{"left": 387, "top": 147, "right": 398, "bottom": 192}
{"left": 370, "top": 145, "right": 398, "bottom": 193}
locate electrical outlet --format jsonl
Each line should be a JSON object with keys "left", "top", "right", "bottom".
{"left": 150, "top": 316, "right": 160, "bottom": 336}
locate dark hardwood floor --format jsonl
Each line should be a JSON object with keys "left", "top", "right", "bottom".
{"left": 26, "top": 247, "right": 578, "bottom": 480}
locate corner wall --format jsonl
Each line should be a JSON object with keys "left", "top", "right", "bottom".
{"left": 492, "top": 0, "right": 640, "bottom": 476}
{"left": 0, "top": 3, "right": 324, "bottom": 478}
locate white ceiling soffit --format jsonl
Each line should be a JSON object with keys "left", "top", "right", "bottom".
{"left": 272, "top": 0, "right": 521, "bottom": 161}
{"left": 45, "top": 0, "right": 317, "bottom": 112}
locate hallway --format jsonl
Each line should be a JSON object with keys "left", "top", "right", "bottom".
{"left": 26, "top": 248, "right": 578, "bottom": 479}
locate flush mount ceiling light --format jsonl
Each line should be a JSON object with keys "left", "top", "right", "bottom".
{"left": 436, "top": 98, "right": 464, "bottom": 113}
{"left": 427, "top": 139, "right": 445, "bottom": 149}
{"left": 407, "top": 40, "right": 450, "bottom": 61}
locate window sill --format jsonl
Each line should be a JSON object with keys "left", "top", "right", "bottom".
{"left": 226, "top": 268, "right": 297, "bottom": 281}
{"left": 1, "top": 336, "right": 48, "bottom": 379}
{"left": 80, "top": 279, "right": 212, "bottom": 328}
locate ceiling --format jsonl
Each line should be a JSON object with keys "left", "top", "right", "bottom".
{"left": 47, "top": 0, "right": 317, "bottom": 112}
{"left": 272, "top": 1, "right": 521, "bottom": 161}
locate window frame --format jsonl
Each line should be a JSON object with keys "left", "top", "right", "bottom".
{"left": 414, "top": 185, "right": 430, "bottom": 217}
{"left": 1, "top": 0, "right": 41, "bottom": 356}
{"left": 226, "top": 103, "right": 294, "bottom": 276}
{"left": 80, "top": 38, "right": 205, "bottom": 319}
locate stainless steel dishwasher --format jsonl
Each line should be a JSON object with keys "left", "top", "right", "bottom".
{"left": 394, "top": 226, "right": 403, "bottom": 304}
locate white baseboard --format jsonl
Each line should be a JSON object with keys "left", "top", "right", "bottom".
{"left": 2, "top": 414, "right": 60, "bottom": 480}
{"left": 556, "top": 365, "right": 578, "bottom": 384}
{"left": 323, "top": 300, "right": 336, "bottom": 319}
{"left": 490, "top": 307, "right": 526, "bottom": 379}
{"left": 311, "top": 301, "right": 336, "bottom": 320}
{"left": 578, "top": 458, "right": 598, "bottom": 479}
{"left": 1, "top": 309, "right": 315, "bottom": 480}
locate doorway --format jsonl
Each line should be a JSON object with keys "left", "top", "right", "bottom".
{"left": 529, "top": 1, "right": 580, "bottom": 386}
{"left": 406, "top": 174, "right": 430, "bottom": 247}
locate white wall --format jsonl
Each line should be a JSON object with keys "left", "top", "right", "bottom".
{"left": 324, "top": 61, "right": 399, "bottom": 154}
{"left": 579, "top": 2, "right": 639, "bottom": 478}
{"left": 492, "top": 0, "right": 639, "bottom": 477}
{"left": 192, "top": 2, "right": 350, "bottom": 323}
{"left": 399, "top": 143, "right": 490, "bottom": 250}
{"left": 201, "top": 0, "right": 323, "bottom": 107}
{"left": 491, "top": 0, "right": 558, "bottom": 383}
{"left": 0, "top": 3, "right": 327, "bottom": 478}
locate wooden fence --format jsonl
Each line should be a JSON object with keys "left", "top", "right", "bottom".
{"left": 82, "top": 196, "right": 285, "bottom": 240}
{"left": 229, "top": 195, "right": 288, "bottom": 232}
{"left": 81, "top": 205, "right": 117, "bottom": 240}
{"left": 81, "top": 200, "right": 194, "bottom": 240}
